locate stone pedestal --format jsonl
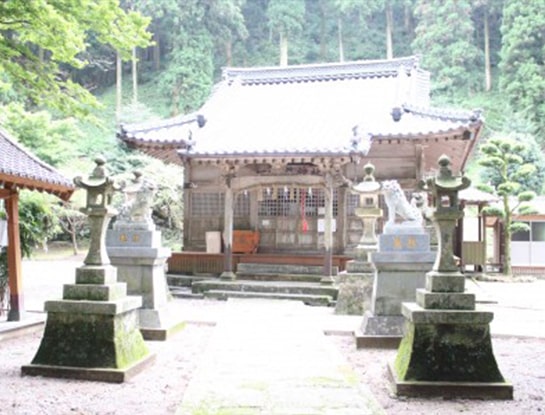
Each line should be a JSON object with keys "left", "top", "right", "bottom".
{"left": 389, "top": 155, "right": 512, "bottom": 399}
{"left": 389, "top": 268, "right": 513, "bottom": 399}
{"left": 356, "top": 224, "right": 435, "bottom": 348}
{"left": 107, "top": 228, "right": 183, "bottom": 341}
{"left": 22, "top": 265, "right": 153, "bottom": 382}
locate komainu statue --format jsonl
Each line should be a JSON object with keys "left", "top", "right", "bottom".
{"left": 116, "top": 171, "right": 156, "bottom": 230}
{"left": 381, "top": 180, "right": 423, "bottom": 226}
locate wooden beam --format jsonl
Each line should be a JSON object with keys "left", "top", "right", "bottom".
{"left": 0, "top": 188, "right": 12, "bottom": 199}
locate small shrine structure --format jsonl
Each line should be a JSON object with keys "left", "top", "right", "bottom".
{"left": 118, "top": 56, "right": 483, "bottom": 277}
{"left": 0, "top": 128, "right": 74, "bottom": 321}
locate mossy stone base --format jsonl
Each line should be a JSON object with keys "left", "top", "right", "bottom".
{"left": 394, "top": 321, "right": 504, "bottom": 382}
{"left": 388, "top": 361, "right": 513, "bottom": 399}
{"left": 29, "top": 309, "right": 149, "bottom": 369}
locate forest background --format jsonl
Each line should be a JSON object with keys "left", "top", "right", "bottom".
{"left": 1, "top": 0, "right": 545, "bottom": 257}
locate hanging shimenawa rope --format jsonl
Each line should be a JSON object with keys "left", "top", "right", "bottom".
{"left": 300, "top": 188, "right": 308, "bottom": 233}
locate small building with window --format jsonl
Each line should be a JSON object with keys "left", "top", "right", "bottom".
{"left": 508, "top": 196, "right": 545, "bottom": 273}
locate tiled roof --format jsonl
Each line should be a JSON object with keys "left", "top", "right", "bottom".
{"left": 0, "top": 127, "right": 75, "bottom": 200}
{"left": 119, "top": 56, "right": 482, "bottom": 163}
{"left": 222, "top": 56, "right": 421, "bottom": 85}
{"left": 459, "top": 187, "right": 498, "bottom": 204}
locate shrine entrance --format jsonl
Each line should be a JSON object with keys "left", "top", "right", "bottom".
{"left": 256, "top": 187, "right": 337, "bottom": 253}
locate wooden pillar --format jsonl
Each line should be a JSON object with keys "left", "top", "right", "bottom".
{"left": 321, "top": 185, "right": 334, "bottom": 284}
{"left": 5, "top": 189, "right": 24, "bottom": 321}
{"left": 220, "top": 186, "right": 236, "bottom": 280}
{"left": 337, "top": 187, "right": 347, "bottom": 254}
{"left": 249, "top": 189, "right": 259, "bottom": 230}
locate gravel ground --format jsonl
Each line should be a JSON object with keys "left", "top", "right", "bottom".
{"left": 2, "top": 303, "right": 544, "bottom": 414}
{"left": 1, "top": 322, "right": 213, "bottom": 415}
{"left": 331, "top": 335, "right": 545, "bottom": 415}
{"left": 0, "top": 259, "right": 544, "bottom": 414}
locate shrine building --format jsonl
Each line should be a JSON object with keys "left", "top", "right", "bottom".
{"left": 118, "top": 56, "right": 483, "bottom": 277}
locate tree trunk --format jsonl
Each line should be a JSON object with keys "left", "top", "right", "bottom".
{"left": 153, "top": 36, "right": 160, "bottom": 71}
{"left": 171, "top": 83, "right": 181, "bottom": 116}
{"left": 225, "top": 40, "right": 232, "bottom": 67}
{"left": 116, "top": 52, "right": 122, "bottom": 125}
{"left": 132, "top": 47, "right": 138, "bottom": 104}
{"left": 484, "top": 11, "right": 492, "bottom": 91}
{"left": 279, "top": 32, "right": 288, "bottom": 66}
{"left": 503, "top": 198, "right": 512, "bottom": 276}
{"left": 404, "top": 3, "right": 411, "bottom": 31}
{"left": 338, "top": 17, "right": 344, "bottom": 62}
{"left": 385, "top": 1, "right": 394, "bottom": 59}
{"left": 70, "top": 227, "right": 79, "bottom": 256}
{"left": 319, "top": 0, "right": 327, "bottom": 60}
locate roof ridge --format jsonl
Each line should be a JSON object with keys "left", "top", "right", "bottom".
{"left": 402, "top": 104, "right": 483, "bottom": 123}
{"left": 120, "top": 112, "right": 204, "bottom": 135}
{"left": 223, "top": 56, "right": 421, "bottom": 85}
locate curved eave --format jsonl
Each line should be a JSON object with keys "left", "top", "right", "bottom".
{"left": 118, "top": 133, "right": 189, "bottom": 165}
{"left": 371, "top": 122, "right": 482, "bottom": 142}
{"left": 0, "top": 173, "right": 74, "bottom": 201}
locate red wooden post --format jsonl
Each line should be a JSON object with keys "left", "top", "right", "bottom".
{"left": 6, "top": 188, "right": 24, "bottom": 321}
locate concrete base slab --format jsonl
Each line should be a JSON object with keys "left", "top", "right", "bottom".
{"left": 21, "top": 353, "right": 156, "bottom": 384}
{"left": 0, "top": 315, "right": 44, "bottom": 342}
{"left": 140, "top": 320, "right": 186, "bottom": 341}
{"left": 355, "top": 330, "right": 401, "bottom": 349}
{"left": 387, "top": 362, "right": 513, "bottom": 400}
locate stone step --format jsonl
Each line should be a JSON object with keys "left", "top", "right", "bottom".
{"left": 235, "top": 272, "right": 323, "bottom": 283}
{"left": 237, "top": 262, "right": 339, "bottom": 276}
{"left": 203, "top": 290, "right": 334, "bottom": 306}
{"left": 167, "top": 274, "right": 212, "bottom": 288}
{"left": 169, "top": 287, "right": 205, "bottom": 300}
{"left": 191, "top": 280, "right": 338, "bottom": 300}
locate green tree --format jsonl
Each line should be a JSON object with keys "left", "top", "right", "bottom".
{"left": 478, "top": 137, "right": 537, "bottom": 276}
{"left": 267, "top": 0, "right": 306, "bottom": 66}
{"left": 0, "top": 0, "right": 151, "bottom": 117}
{"left": 412, "top": 0, "right": 482, "bottom": 96}
{"left": 0, "top": 103, "right": 82, "bottom": 166}
{"left": 472, "top": 0, "right": 503, "bottom": 91}
{"left": 499, "top": 1, "right": 545, "bottom": 142}
{"left": 151, "top": 0, "right": 246, "bottom": 114}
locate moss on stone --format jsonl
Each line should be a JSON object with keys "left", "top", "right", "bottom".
{"left": 394, "top": 321, "right": 505, "bottom": 382}
{"left": 32, "top": 309, "right": 148, "bottom": 369}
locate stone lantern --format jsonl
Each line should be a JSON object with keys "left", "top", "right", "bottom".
{"left": 74, "top": 156, "right": 117, "bottom": 266}
{"left": 389, "top": 154, "right": 513, "bottom": 399}
{"left": 351, "top": 162, "right": 382, "bottom": 263}
{"left": 22, "top": 158, "right": 153, "bottom": 383}
{"left": 334, "top": 163, "right": 381, "bottom": 316}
